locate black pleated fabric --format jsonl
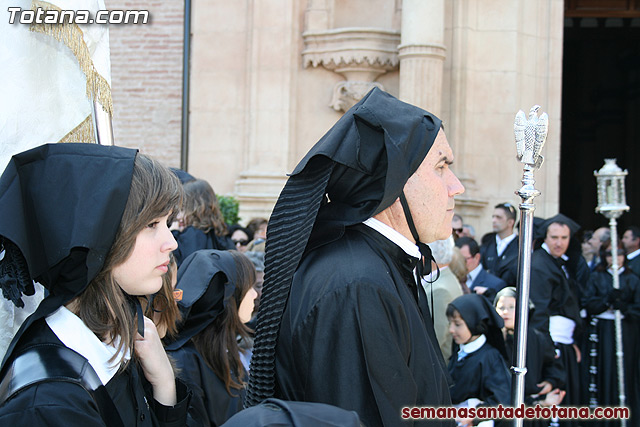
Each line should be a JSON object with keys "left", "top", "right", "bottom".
{"left": 245, "top": 158, "right": 333, "bottom": 407}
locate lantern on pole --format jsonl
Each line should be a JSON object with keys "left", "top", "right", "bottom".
{"left": 594, "top": 158, "right": 629, "bottom": 427}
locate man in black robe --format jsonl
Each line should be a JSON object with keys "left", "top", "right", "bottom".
{"left": 529, "top": 214, "right": 589, "bottom": 408}
{"left": 246, "top": 88, "right": 464, "bottom": 426}
{"left": 480, "top": 203, "right": 519, "bottom": 286}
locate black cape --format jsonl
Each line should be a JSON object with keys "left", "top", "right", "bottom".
{"left": 447, "top": 343, "right": 511, "bottom": 407}
{"left": 529, "top": 248, "right": 582, "bottom": 334}
{"left": 170, "top": 343, "right": 245, "bottom": 427}
{"left": 582, "top": 270, "right": 640, "bottom": 425}
{"left": 504, "top": 328, "right": 566, "bottom": 398}
{"left": 275, "top": 225, "right": 453, "bottom": 427}
{"left": 0, "top": 318, "right": 191, "bottom": 427}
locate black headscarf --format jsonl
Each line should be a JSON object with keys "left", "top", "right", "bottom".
{"left": 0, "top": 143, "right": 137, "bottom": 369}
{"left": 534, "top": 213, "right": 580, "bottom": 243}
{"left": 165, "top": 249, "right": 237, "bottom": 351}
{"left": 449, "top": 293, "right": 508, "bottom": 360}
{"left": 247, "top": 88, "right": 443, "bottom": 405}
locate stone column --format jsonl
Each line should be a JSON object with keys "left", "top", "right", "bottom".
{"left": 234, "top": 0, "right": 295, "bottom": 222}
{"left": 398, "top": 0, "right": 446, "bottom": 115}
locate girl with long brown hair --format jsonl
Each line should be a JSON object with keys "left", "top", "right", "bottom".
{"left": 0, "top": 143, "right": 191, "bottom": 426}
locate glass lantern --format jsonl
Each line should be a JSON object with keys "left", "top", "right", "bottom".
{"left": 594, "top": 159, "right": 629, "bottom": 218}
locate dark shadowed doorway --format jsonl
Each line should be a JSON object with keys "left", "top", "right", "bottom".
{"left": 561, "top": 2, "right": 640, "bottom": 234}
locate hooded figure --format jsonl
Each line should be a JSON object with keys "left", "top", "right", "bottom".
{"left": 529, "top": 213, "right": 588, "bottom": 407}
{"left": 247, "top": 88, "right": 463, "bottom": 426}
{"left": 446, "top": 294, "right": 512, "bottom": 414}
{"left": 165, "top": 249, "right": 250, "bottom": 426}
{"left": 0, "top": 143, "right": 191, "bottom": 426}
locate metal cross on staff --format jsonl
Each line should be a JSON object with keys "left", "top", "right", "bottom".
{"left": 511, "top": 105, "right": 548, "bottom": 427}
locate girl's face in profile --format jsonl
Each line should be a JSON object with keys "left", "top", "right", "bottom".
{"left": 448, "top": 311, "right": 473, "bottom": 345}
{"left": 114, "top": 213, "right": 177, "bottom": 296}
{"left": 238, "top": 286, "right": 258, "bottom": 324}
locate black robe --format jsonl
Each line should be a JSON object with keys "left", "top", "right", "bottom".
{"left": 169, "top": 343, "right": 245, "bottom": 426}
{"left": 275, "top": 224, "right": 454, "bottom": 427}
{"left": 582, "top": 270, "right": 640, "bottom": 426}
{"left": 529, "top": 249, "right": 582, "bottom": 335}
{"left": 480, "top": 233, "right": 519, "bottom": 286}
{"left": 0, "top": 319, "right": 191, "bottom": 427}
{"left": 172, "top": 227, "right": 235, "bottom": 266}
{"left": 504, "top": 328, "right": 565, "bottom": 427}
{"left": 447, "top": 343, "right": 511, "bottom": 408}
{"left": 504, "top": 328, "right": 565, "bottom": 399}
{"left": 529, "top": 248, "right": 582, "bottom": 407}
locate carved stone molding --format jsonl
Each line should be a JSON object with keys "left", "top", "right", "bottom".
{"left": 302, "top": 28, "right": 401, "bottom": 111}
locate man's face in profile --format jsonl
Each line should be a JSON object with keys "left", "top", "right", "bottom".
{"left": 402, "top": 130, "right": 465, "bottom": 243}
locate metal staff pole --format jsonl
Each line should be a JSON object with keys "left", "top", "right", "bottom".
{"left": 511, "top": 106, "right": 548, "bottom": 426}
{"left": 594, "top": 159, "right": 629, "bottom": 426}
{"left": 92, "top": 98, "right": 114, "bottom": 146}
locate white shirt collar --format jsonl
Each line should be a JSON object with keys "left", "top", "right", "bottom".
{"left": 46, "top": 306, "right": 130, "bottom": 385}
{"left": 541, "top": 242, "right": 569, "bottom": 261}
{"left": 363, "top": 217, "right": 421, "bottom": 259}
{"left": 467, "top": 264, "right": 483, "bottom": 283}
{"left": 459, "top": 334, "right": 487, "bottom": 355}
{"left": 628, "top": 249, "right": 640, "bottom": 260}
{"left": 607, "top": 266, "right": 626, "bottom": 275}
{"left": 496, "top": 232, "right": 517, "bottom": 256}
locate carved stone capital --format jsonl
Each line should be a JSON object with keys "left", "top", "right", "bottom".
{"left": 330, "top": 80, "right": 384, "bottom": 112}
{"left": 302, "top": 28, "right": 401, "bottom": 111}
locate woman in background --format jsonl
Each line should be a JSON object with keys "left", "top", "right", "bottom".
{"left": 166, "top": 249, "right": 258, "bottom": 426}
{"left": 172, "top": 179, "right": 235, "bottom": 265}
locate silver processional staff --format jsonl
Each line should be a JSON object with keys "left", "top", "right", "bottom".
{"left": 511, "top": 105, "right": 548, "bottom": 427}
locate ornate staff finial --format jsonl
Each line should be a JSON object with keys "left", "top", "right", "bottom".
{"left": 511, "top": 105, "right": 548, "bottom": 427}
{"left": 514, "top": 105, "right": 548, "bottom": 169}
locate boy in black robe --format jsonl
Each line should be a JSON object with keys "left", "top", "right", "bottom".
{"left": 246, "top": 88, "right": 464, "bottom": 426}
{"left": 446, "top": 294, "right": 511, "bottom": 426}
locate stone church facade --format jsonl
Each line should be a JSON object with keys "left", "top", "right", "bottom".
{"left": 109, "top": 0, "right": 565, "bottom": 236}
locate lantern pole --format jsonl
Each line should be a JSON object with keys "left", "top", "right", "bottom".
{"left": 594, "top": 159, "right": 629, "bottom": 426}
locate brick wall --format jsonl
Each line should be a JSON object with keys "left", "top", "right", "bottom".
{"left": 107, "top": 0, "right": 184, "bottom": 168}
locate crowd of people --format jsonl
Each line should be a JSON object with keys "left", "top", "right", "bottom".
{"left": 0, "top": 89, "right": 637, "bottom": 427}
{"left": 442, "top": 207, "right": 640, "bottom": 426}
